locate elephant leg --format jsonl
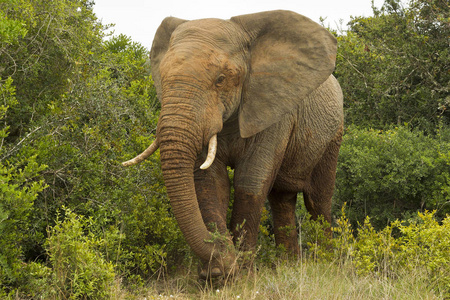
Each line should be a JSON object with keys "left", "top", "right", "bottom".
{"left": 268, "top": 189, "right": 300, "bottom": 255}
{"left": 194, "top": 159, "right": 231, "bottom": 278}
{"left": 230, "top": 123, "right": 290, "bottom": 253}
{"left": 303, "top": 136, "right": 341, "bottom": 227}
{"left": 229, "top": 187, "right": 265, "bottom": 251}
{"left": 230, "top": 164, "right": 281, "bottom": 251}
{"left": 194, "top": 162, "right": 230, "bottom": 234}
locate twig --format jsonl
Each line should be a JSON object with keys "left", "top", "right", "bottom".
{"left": 338, "top": 53, "right": 368, "bottom": 88}
{"left": 1, "top": 126, "right": 42, "bottom": 161}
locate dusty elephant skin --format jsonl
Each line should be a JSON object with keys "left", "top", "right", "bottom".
{"left": 122, "top": 10, "right": 344, "bottom": 279}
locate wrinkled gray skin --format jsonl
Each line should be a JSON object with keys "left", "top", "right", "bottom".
{"left": 127, "top": 10, "right": 343, "bottom": 279}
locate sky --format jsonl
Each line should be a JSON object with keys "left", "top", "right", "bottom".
{"left": 92, "top": 0, "right": 385, "bottom": 49}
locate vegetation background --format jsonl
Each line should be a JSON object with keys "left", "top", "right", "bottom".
{"left": 0, "top": 0, "right": 448, "bottom": 298}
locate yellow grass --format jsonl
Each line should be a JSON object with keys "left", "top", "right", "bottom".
{"left": 114, "top": 259, "right": 442, "bottom": 300}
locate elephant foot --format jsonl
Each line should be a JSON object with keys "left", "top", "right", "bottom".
{"left": 199, "top": 266, "right": 223, "bottom": 280}
{"left": 198, "top": 259, "right": 237, "bottom": 281}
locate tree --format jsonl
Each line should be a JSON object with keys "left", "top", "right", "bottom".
{"left": 336, "top": 0, "right": 449, "bottom": 132}
{"left": 0, "top": 0, "right": 105, "bottom": 139}
{"left": 1, "top": 1, "right": 185, "bottom": 296}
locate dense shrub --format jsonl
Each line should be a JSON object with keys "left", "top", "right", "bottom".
{"left": 336, "top": 0, "right": 449, "bottom": 132}
{"left": 0, "top": 77, "right": 49, "bottom": 297}
{"left": 339, "top": 210, "right": 450, "bottom": 296}
{"left": 302, "top": 209, "right": 450, "bottom": 296}
{"left": 30, "top": 33, "right": 187, "bottom": 283}
{"left": 0, "top": 1, "right": 186, "bottom": 295}
{"left": 46, "top": 208, "right": 116, "bottom": 299}
{"left": 335, "top": 126, "right": 450, "bottom": 229}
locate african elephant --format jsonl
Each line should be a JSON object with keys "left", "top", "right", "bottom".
{"left": 122, "top": 10, "right": 343, "bottom": 279}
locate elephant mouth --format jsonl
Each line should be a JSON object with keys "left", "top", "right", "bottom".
{"left": 122, "top": 134, "right": 218, "bottom": 169}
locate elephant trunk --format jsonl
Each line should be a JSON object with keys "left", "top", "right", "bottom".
{"left": 157, "top": 102, "right": 233, "bottom": 271}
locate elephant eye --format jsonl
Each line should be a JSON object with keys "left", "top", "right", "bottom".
{"left": 215, "top": 74, "right": 226, "bottom": 87}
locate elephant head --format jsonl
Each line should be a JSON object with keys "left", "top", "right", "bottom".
{"left": 122, "top": 10, "right": 337, "bottom": 275}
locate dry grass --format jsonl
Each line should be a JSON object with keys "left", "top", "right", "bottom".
{"left": 115, "top": 259, "right": 442, "bottom": 300}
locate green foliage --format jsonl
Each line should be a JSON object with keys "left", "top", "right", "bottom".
{"left": 0, "top": 0, "right": 105, "bottom": 138}
{"left": 0, "top": 77, "right": 48, "bottom": 297}
{"left": 256, "top": 206, "right": 288, "bottom": 265}
{"left": 351, "top": 216, "right": 399, "bottom": 276}
{"left": 0, "top": 0, "right": 184, "bottom": 295}
{"left": 46, "top": 208, "right": 116, "bottom": 299}
{"left": 394, "top": 211, "right": 450, "bottom": 294}
{"left": 31, "top": 27, "right": 184, "bottom": 283}
{"left": 335, "top": 126, "right": 450, "bottom": 228}
{"left": 336, "top": 0, "right": 449, "bottom": 131}
{"left": 325, "top": 210, "right": 450, "bottom": 296}
{"left": 303, "top": 210, "right": 449, "bottom": 296}
{"left": 299, "top": 215, "right": 333, "bottom": 261}
{"left": 0, "top": 1, "right": 28, "bottom": 44}
{"left": 38, "top": 33, "right": 184, "bottom": 278}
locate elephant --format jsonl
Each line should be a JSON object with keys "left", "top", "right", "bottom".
{"left": 122, "top": 10, "right": 344, "bottom": 279}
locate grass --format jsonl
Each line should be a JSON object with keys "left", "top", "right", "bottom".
{"left": 111, "top": 211, "right": 450, "bottom": 299}
{"left": 21, "top": 211, "right": 446, "bottom": 299}
{"left": 115, "top": 259, "right": 442, "bottom": 299}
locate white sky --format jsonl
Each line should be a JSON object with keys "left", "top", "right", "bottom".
{"left": 93, "top": 0, "right": 385, "bottom": 49}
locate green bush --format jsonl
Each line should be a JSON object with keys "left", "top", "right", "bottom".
{"left": 335, "top": 126, "right": 450, "bottom": 229}
{"left": 31, "top": 34, "right": 187, "bottom": 282}
{"left": 0, "top": 0, "right": 106, "bottom": 138}
{"left": 46, "top": 208, "right": 116, "bottom": 299}
{"left": 1, "top": 0, "right": 186, "bottom": 291}
{"left": 394, "top": 212, "right": 450, "bottom": 294}
{"left": 336, "top": 0, "right": 449, "bottom": 131}
{"left": 307, "top": 209, "right": 450, "bottom": 297}
{"left": 0, "top": 77, "right": 49, "bottom": 297}
{"left": 348, "top": 211, "right": 450, "bottom": 296}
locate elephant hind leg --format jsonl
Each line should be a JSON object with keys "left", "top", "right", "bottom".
{"left": 303, "top": 135, "right": 341, "bottom": 227}
{"left": 268, "top": 189, "right": 300, "bottom": 255}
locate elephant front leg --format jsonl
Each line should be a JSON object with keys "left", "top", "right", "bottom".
{"left": 230, "top": 131, "right": 289, "bottom": 253}
{"left": 194, "top": 159, "right": 232, "bottom": 278}
{"left": 229, "top": 188, "right": 266, "bottom": 251}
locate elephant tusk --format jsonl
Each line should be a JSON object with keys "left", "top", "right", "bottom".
{"left": 122, "top": 138, "right": 159, "bottom": 167}
{"left": 200, "top": 135, "right": 217, "bottom": 170}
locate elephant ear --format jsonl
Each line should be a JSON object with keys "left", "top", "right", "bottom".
{"left": 150, "top": 17, "right": 187, "bottom": 98}
{"left": 231, "top": 10, "right": 337, "bottom": 138}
